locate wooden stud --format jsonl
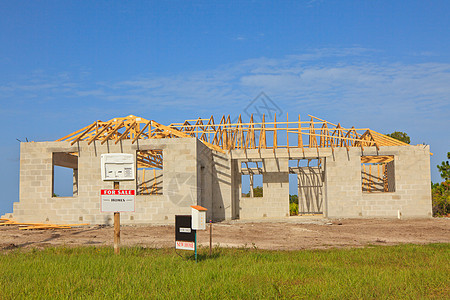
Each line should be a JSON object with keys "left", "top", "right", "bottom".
{"left": 101, "top": 120, "right": 126, "bottom": 145}
{"left": 87, "top": 121, "right": 113, "bottom": 145}
{"left": 70, "top": 122, "right": 98, "bottom": 145}
{"left": 56, "top": 122, "right": 97, "bottom": 142}
{"left": 273, "top": 113, "right": 277, "bottom": 153}
{"left": 132, "top": 120, "right": 152, "bottom": 144}
{"left": 57, "top": 114, "right": 413, "bottom": 153}
{"left": 286, "top": 113, "right": 290, "bottom": 156}
{"left": 115, "top": 121, "right": 137, "bottom": 144}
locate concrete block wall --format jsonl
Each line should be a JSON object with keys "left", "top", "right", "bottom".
{"left": 326, "top": 146, "right": 432, "bottom": 218}
{"left": 16, "top": 142, "right": 58, "bottom": 223}
{"left": 236, "top": 155, "right": 290, "bottom": 220}
{"left": 196, "top": 140, "right": 214, "bottom": 220}
{"left": 14, "top": 136, "right": 432, "bottom": 224}
{"left": 229, "top": 146, "right": 432, "bottom": 219}
{"left": 210, "top": 150, "right": 234, "bottom": 221}
{"left": 195, "top": 142, "right": 238, "bottom": 222}
{"left": 15, "top": 138, "right": 201, "bottom": 225}
{"left": 231, "top": 149, "right": 326, "bottom": 220}
{"left": 325, "top": 148, "right": 362, "bottom": 217}
{"left": 359, "top": 146, "right": 432, "bottom": 218}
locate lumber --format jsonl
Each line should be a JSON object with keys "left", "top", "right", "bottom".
{"left": 0, "top": 219, "right": 89, "bottom": 230}
{"left": 19, "top": 226, "right": 72, "bottom": 230}
{"left": 55, "top": 114, "right": 413, "bottom": 152}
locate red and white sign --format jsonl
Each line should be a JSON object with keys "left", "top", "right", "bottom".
{"left": 101, "top": 189, "right": 135, "bottom": 196}
{"left": 175, "top": 241, "right": 195, "bottom": 251}
{"left": 101, "top": 189, "right": 135, "bottom": 212}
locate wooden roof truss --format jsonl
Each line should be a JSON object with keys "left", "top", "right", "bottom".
{"left": 169, "top": 114, "right": 410, "bottom": 152}
{"left": 56, "top": 114, "right": 410, "bottom": 154}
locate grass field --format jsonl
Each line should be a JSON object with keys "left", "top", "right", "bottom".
{"left": 0, "top": 244, "right": 448, "bottom": 299}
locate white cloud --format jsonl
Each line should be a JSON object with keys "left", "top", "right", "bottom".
{"left": 1, "top": 48, "right": 449, "bottom": 124}
{"left": 0, "top": 47, "right": 448, "bottom": 182}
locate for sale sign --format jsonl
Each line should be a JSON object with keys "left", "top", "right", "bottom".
{"left": 101, "top": 189, "right": 135, "bottom": 212}
{"left": 175, "top": 241, "right": 195, "bottom": 251}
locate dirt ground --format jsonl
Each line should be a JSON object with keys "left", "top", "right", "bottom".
{"left": 1, "top": 218, "right": 449, "bottom": 252}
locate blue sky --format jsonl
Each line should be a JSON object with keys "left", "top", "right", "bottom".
{"left": 1, "top": 0, "right": 449, "bottom": 215}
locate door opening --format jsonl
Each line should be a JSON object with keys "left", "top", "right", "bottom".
{"left": 289, "top": 158, "right": 324, "bottom": 215}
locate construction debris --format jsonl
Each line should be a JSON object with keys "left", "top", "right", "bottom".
{"left": 0, "top": 218, "right": 89, "bottom": 230}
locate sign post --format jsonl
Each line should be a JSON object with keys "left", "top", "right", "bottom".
{"left": 191, "top": 205, "right": 208, "bottom": 263}
{"left": 175, "top": 205, "right": 208, "bottom": 263}
{"left": 114, "top": 212, "right": 120, "bottom": 254}
{"left": 101, "top": 185, "right": 135, "bottom": 255}
{"left": 209, "top": 219, "right": 212, "bottom": 256}
{"left": 100, "top": 155, "right": 135, "bottom": 255}
{"left": 114, "top": 181, "right": 120, "bottom": 255}
{"left": 195, "top": 229, "right": 197, "bottom": 262}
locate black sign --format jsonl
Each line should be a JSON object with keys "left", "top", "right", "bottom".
{"left": 175, "top": 215, "right": 195, "bottom": 242}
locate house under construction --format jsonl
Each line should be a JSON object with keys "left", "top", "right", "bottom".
{"left": 8, "top": 114, "right": 432, "bottom": 224}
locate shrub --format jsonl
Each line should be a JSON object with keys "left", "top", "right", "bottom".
{"left": 290, "top": 202, "right": 298, "bottom": 216}
{"left": 432, "top": 181, "right": 450, "bottom": 217}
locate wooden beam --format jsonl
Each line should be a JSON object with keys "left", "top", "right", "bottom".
{"left": 132, "top": 120, "right": 152, "bottom": 144}
{"left": 152, "top": 121, "right": 225, "bottom": 153}
{"left": 87, "top": 121, "right": 113, "bottom": 145}
{"left": 53, "top": 152, "right": 78, "bottom": 169}
{"left": 70, "top": 122, "right": 98, "bottom": 146}
{"left": 115, "top": 121, "right": 137, "bottom": 144}
{"left": 273, "top": 113, "right": 277, "bottom": 153}
{"left": 56, "top": 122, "right": 97, "bottom": 142}
{"left": 57, "top": 114, "right": 413, "bottom": 152}
{"left": 361, "top": 155, "right": 394, "bottom": 164}
{"left": 286, "top": 113, "right": 290, "bottom": 156}
{"left": 101, "top": 120, "right": 125, "bottom": 145}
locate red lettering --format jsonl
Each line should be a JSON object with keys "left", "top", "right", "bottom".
{"left": 101, "top": 189, "right": 135, "bottom": 195}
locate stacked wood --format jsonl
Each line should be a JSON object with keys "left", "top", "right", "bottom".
{"left": 0, "top": 218, "right": 89, "bottom": 230}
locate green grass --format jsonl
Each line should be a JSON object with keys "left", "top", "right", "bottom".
{"left": 0, "top": 244, "right": 449, "bottom": 299}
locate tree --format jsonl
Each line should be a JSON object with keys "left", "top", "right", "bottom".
{"left": 432, "top": 152, "right": 450, "bottom": 217}
{"left": 431, "top": 181, "right": 449, "bottom": 216}
{"left": 437, "top": 152, "right": 450, "bottom": 182}
{"left": 289, "top": 194, "right": 298, "bottom": 204}
{"left": 289, "top": 194, "right": 299, "bottom": 216}
{"left": 244, "top": 186, "right": 263, "bottom": 197}
{"left": 253, "top": 186, "right": 263, "bottom": 197}
{"left": 386, "top": 131, "right": 410, "bottom": 144}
